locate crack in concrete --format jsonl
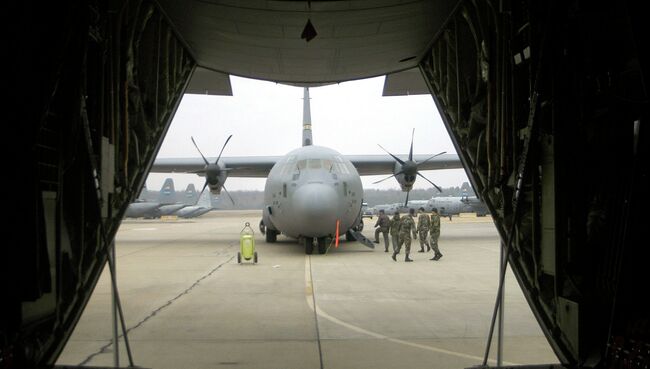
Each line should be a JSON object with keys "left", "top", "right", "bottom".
{"left": 78, "top": 247, "right": 235, "bottom": 366}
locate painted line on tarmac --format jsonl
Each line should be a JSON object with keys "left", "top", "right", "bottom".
{"left": 304, "top": 255, "right": 518, "bottom": 365}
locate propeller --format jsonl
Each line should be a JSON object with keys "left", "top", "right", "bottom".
{"left": 191, "top": 135, "right": 235, "bottom": 205}
{"left": 375, "top": 128, "right": 446, "bottom": 207}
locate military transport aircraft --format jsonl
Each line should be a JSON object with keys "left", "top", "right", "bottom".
{"left": 124, "top": 178, "right": 187, "bottom": 218}
{"left": 124, "top": 179, "right": 212, "bottom": 219}
{"left": 175, "top": 185, "right": 216, "bottom": 218}
{"left": 151, "top": 87, "right": 463, "bottom": 254}
{"left": 426, "top": 182, "right": 489, "bottom": 219}
{"left": 426, "top": 195, "right": 489, "bottom": 219}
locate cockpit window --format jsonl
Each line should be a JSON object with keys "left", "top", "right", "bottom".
{"left": 307, "top": 159, "right": 321, "bottom": 169}
{"left": 323, "top": 159, "right": 333, "bottom": 171}
{"left": 297, "top": 160, "right": 307, "bottom": 170}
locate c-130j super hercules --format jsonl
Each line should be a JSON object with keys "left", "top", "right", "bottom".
{"left": 151, "top": 87, "right": 462, "bottom": 254}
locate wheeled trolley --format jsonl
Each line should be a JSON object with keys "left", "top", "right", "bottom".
{"left": 238, "top": 222, "right": 258, "bottom": 264}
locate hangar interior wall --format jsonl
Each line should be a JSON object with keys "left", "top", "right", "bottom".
{"left": 419, "top": 1, "right": 649, "bottom": 366}
{"left": 4, "top": 1, "right": 195, "bottom": 365}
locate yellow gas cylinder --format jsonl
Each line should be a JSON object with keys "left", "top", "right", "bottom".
{"left": 238, "top": 222, "right": 257, "bottom": 263}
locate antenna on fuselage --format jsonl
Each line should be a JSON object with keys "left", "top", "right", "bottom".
{"left": 302, "top": 87, "right": 313, "bottom": 146}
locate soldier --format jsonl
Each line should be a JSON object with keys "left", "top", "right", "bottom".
{"left": 416, "top": 207, "right": 431, "bottom": 253}
{"left": 393, "top": 208, "right": 417, "bottom": 262}
{"left": 429, "top": 207, "right": 443, "bottom": 260}
{"left": 389, "top": 211, "right": 402, "bottom": 258}
{"left": 373, "top": 209, "right": 391, "bottom": 252}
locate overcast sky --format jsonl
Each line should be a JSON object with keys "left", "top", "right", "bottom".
{"left": 147, "top": 75, "right": 469, "bottom": 192}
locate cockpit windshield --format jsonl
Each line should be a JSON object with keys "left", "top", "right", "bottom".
{"left": 290, "top": 157, "right": 350, "bottom": 174}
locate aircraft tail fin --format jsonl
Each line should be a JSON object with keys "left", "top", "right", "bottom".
{"left": 196, "top": 189, "right": 213, "bottom": 208}
{"left": 302, "top": 87, "right": 313, "bottom": 146}
{"left": 183, "top": 183, "right": 198, "bottom": 205}
{"left": 136, "top": 183, "right": 148, "bottom": 201}
{"left": 158, "top": 178, "right": 176, "bottom": 205}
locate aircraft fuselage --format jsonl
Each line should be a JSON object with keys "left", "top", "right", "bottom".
{"left": 263, "top": 145, "right": 363, "bottom": 239}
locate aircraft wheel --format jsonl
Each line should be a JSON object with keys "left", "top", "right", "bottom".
{"left": 237, "top": 252, "right": 241, "bottom": 264}
{"left": 254, "top": 252, "right": 258, "bottom": 263}
{"left": 304, "top": 237, "right": 314, "bottom": 255}
{"left": 259, "top": 220, "right": 266, "bottom": 234}
{"left": 317, "top": 237, "right": 328, "bottom": 254}
{"left": 266, "top": 229, "right": 277, "bottom": 243}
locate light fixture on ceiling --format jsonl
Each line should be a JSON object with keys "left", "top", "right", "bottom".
{"left": 301, "top": 1, "right": 317, "bottom": 42}
{"left": 301, "top": 18, "right": 317, "bottom": 42}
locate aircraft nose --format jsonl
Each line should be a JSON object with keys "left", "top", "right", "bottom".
{"left": 292, "top": 183, "right": 339, "bottom": 236}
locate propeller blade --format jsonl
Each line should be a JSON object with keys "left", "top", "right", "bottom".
{"left": 372, "top": 171, "right": 404, "bottom": 184}
{"left": 415, "top": 151, "right": 447, "bottom": 167}
{"left": 417, "top": 172, "right": 442, "bottom": 192}
{"left": 404, "top": 190, "right": 410, "bottom": 207}
{"left": 191, "top": 137, "right": 210, "bottom": 166}
{"left": 222, "top": 184, "right": 235, "bottom": 205}
{"left": 196, "top": 181, "right": 209, "bottom": 205}
{"left": 214, "top": 134, "right": 233, "bottom": 165}
{"left": 408, "top": 128, "right": 415, "bottom": 161}
{"left": 377, "top": 144, "right": 405, "bottom": 165}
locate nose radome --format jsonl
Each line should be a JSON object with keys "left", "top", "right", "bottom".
{"left": 292, "top": 183, "right": 338, "bottom": 235}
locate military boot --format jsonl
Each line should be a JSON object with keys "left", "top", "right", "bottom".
{"left": 405, "top": 254, "right": 413, "bottom": 262}
{"left": 391, "top": 252, "right": 397, "bottom": 261}
{"left": 426, "top": 246, "right": 431, "bottom": 252}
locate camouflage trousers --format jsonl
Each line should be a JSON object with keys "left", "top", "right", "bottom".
{"left": 430, "top": 230, "right": 441, "bottom": 256}
{"left": 391, "top": 234, "right": 402, "bottom": 253}
{"left": 418, "top": 230, "right": 430, "bottom": 251}
{"left": 375, "top": 227, "right": 390, "bottom": 250}
{"left": 396, "top": 233, "right": 412, "bottom": 255}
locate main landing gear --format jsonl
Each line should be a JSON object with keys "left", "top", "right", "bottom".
{"left": 265, "top": 229, "right": 278, "bottom": 243}
{"left": 304, "top": 237, "right": 329, "bottom": 255}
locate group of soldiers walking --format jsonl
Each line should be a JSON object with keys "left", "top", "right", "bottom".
{"left": 373, "top": 207, "right": 443, "bottom": 262}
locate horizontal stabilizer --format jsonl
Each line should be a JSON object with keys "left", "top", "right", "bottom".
{"left": 348, "top": 231, "right": 375, "bottom": 249}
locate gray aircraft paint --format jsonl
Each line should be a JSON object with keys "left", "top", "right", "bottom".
{"left": 261, "top": 88, "right": 364, "bottom": 241}
{"left": 426, "top": 196, "right": 489, "bottom": 216}
{"left": 124, "top": 178, "right": 177, "bottom": 218}
{"left": 176, "top": 186, "right": 214, "bottom": 218}
{"left": 124, "top": 179, "right": 211, "bottom": 218}
{"left": 262, "top": 145, "right": 363, "bottom": 239}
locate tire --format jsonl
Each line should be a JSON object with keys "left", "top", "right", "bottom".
{"left": 266, "top": 229, "right": 277, "bottom": 243}
{"left": 317, "top": 237, "right": 328, "bottom": 254}
{"left": 237, "top": 252, "right": 241, "bottom": 264}
{"left": 254, "top": 252, "right": 258, "bottom": 263}
{"left": 304, "top": 237, "right": 314, "bottom": 255}
{"left": 259, "top": 220, "right": 266, "bottom": 234}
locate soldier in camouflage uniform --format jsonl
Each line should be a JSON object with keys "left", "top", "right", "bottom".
{"left": 429, "top": 208, "right": 443, "bottom": 260}
{"left": 373, "top": 209, "right": 391, "bottom": 252}
{"left": 416, "top": 207, "right": 431, "bottom": 253}
{"left": 393, "top": 208, "right": 417, "bottom": 262}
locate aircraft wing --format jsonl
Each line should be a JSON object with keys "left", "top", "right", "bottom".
{"left": 345, "top": 153, "right": 463, "bottom": 176}
{"left": 152, "top": 153, "right": 463, "bottom": 177}
{"left": 151, "top": 156, "right": 282, "bottom": 177}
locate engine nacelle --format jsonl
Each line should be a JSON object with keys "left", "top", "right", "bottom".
{"left": 204, "top": 163, "right": 228, "bottom": 194}
{"left": 393, "top": 162, "right": 416, "bottom": 192}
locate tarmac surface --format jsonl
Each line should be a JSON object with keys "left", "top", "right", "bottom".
{"left": 57, "top": 210, "right": 559, "bottom": 369}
